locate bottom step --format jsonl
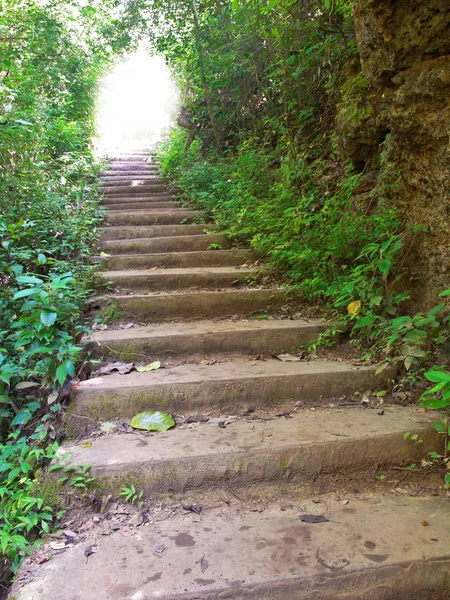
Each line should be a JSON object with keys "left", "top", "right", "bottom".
{"left": 11, "top": 494, "right": 450, "bottom": 600}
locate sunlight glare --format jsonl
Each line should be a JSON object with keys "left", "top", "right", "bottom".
{"left": 95, "top": 52, "right": 178, "bottom": 156}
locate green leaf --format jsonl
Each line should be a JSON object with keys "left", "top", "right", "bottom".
{"left": 56, "top": 363, "right": 68, "bottom": 386}
{"left": 13, "top": 288, "right": 40, "bottom": 300}
{"left": 40, "top": 309, "right": 57, "bottom": 327}
{"left": 424, "top": 370, "right": 450, "bottom": 384}
{"left": 378, "top": 259, "right": 392, "bottom": 275}
{"left": 439, "top": 289, "right": 450, "bottom": 297}
{"left": 353, "top": 316, "right": 376, "bottom": 329}
{"left": 11, "top": 410, "right": 32, "bottom": 426}
{"left": 136, "top": 361, "right": 161, "bottom": 372}
{"left": 130, "top": 411, "right": 175, "bottom": 432}
{"left": 16, "top": 275, "right": 43, "bottom": 285}
{"left": 420, "top": 398, "right": 450, "bottom": 410}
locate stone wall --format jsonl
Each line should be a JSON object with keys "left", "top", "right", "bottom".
{"left": 338, "top": 0, "right": 450, "bottom": 309}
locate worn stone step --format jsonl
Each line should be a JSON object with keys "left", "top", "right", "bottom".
{"left": 102, "top": 193, "right": 176, "bottom": 209}
{"left": 103, "top": 184, "right": 169, "bottom": 195}
{"left": 103, "top": 166, "right": 159, "bottom": 173}
{"left": 12, "top": 488, "right": 449, "bottom": 600}
{"left": 99, "top": 233, "right": 231, "bottom": 254}
{"left": 102, "top": 178, "right": 165, "bottom": 187}
{"left": 100, "top": 267, "right": 261, "bottom": 292}
{"left": 95, "top": 288, "right": 290, "bottom": 321}
{"left": 99, "top": 224, "right": 212, "bottom": 241}
{"left": 102, "top": 194, "right": 176, "bottom": 204}
{"left": 103, "top": 173, "right": 161, "bottom": 180}
{"left": 102, "top": 210, "right": 204, "bottom": 226}
{"left": 91, "top": 249, "right": 256, "bottom": 269}
{"left": 102, "top": 200, "right": 179, "bottom": 210}
{"left": 109, "top": 156, "right": 150, "bottom": 162}
{"left": 71, "top": 358, "right": 393, "bottom": 421}
{"left": 85, "top": 318, "right": 328, "bottom": 360}
{"left": 66, "top": 407, "right": 438, "bottom": 493}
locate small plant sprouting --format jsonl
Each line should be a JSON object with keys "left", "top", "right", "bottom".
{"left": 120, "top": 484, "right": 144, "bottom": 508}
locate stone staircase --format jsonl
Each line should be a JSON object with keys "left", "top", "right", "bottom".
{"left": 12, "top": 154, "right": 449, "bottom": 600}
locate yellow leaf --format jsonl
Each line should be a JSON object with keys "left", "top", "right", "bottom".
{"left": 347, "top": 300, "right": 361, "bottom": 315}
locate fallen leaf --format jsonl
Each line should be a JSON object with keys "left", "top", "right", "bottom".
{"left": 130, "top": 411, "right": 175, "bottom": 432}
{"left": 63, "top": 530, "right": 77, "bottom": 540}
{"left": 49, "top": 542, "right": 66, "bottom": 550}
{"left": 15, "top": 381, "right": 39, "bottom": 390}
{"left": 129, "top": 511, "right": 145, "bottom": 528}
{"left": 47, "top": 391, "right": 58, "bottom": 405}
{"left": 35, "top": 552, "right": 50, "bottom": 564}
{"left": 183, "top": 504, "right": 203, "bottom": 515}
{"left": 95, "top": 361, "right": 134, "bottom": 376}
{"left": 100, "top": 421, "right": 117, "bottom": 433}
{"left": 100, "top": 494, "right": 112, "bottom": 514}
{"left": 299, "top": 514, "right": 330, "bottom": 524}
{"left": 360, "top": 394, "right": 370, "bottom": 406}
{"left": 99, "top": 252, "right": 111, "bottom": 257}
{"left": 83, "top": 442, "right": 92, "bottom": 449}
{"left": 347, "top": 300, "right": 361, "bottom": 315}
{"left": 92, "top": 323, "right": 108, "bottom": 331}
{"left": 275, "top": 353, "right": 301, "bottom": 362}
{"left": 84, "top": 544, "right": 98, "bottom": 558}
{"left": 200, "top": 555, "right": 209, "bottom": 573}
{"left": 136, "top": 360, "right": 161, "bottom": 372}
{"left": 421, "top": 520, "right": 429, "bottom": 527}
{"left": 119, "top": 322, "right": 135, "bottom": 329}
{"left": 208, "top": 416, "right": 237, "bottom": 427}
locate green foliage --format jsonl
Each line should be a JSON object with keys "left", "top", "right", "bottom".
{"left": 0, "top": 0, "right": 131, "bottom": 581}
{"left": 120, "top": 484, "right": 144, "bottom": 508}
{"left": 420, "top": 370, "right": 450, "bottom": 411}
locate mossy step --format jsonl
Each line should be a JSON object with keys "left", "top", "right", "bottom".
{"left": 90, "top": 249, "right": 256, "bottom": 269}
{"left": 100, "top": 266, "right": 261, "bottom": 292}
{"left": 99, "top": 224, "right": 212, "bottom": 241}
{"left": 85, "top": 318, "right": 328, "bottom": 360}
{"left": 99, "top": 233, "right": 231, "bottom": 254}
{"left": 102, "top": 210, "right": 204, "bottom": 226}
{"left": 72, "top": 358, "right": 395, "bottom": 421}
{"left": 93, "top": 287, "right": 290, "bottom": 321}
{"left": 102, "top": 201, "right": 179, "bottom": 210}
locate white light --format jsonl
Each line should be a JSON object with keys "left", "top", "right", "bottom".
{"left": 95, "top": 51, "right": 179, "bottom": 156}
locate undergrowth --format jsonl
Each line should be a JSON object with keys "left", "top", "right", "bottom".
{"left": 0, "top": 0, "right": 130, "bottom": 584}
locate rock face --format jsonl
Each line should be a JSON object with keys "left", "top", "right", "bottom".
{"left": 339, "top": 0, "right": 450, "bottom": 308}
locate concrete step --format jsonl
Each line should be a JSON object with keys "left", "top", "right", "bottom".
{"left": 105, "top": 165, "right": 158, "bottom": 170}
{"left": 109, "top": 156, "right": 150, "bottom": 162}
{"left": 91, "top": 249, "right": 255, "bottom": 269}
{"left": 66, "top": 406, "right": 437, "bottom": 491}
{"left": 102, "top": 210, "right": 204, "bottom": 226}
{"left": 102, "top": 201, "right": 179, "bottom": 210}
{"left": 85, "top": 318, "right": 328, "bottom": 360}
{"left": 12, "top": 489, "right": 449, "bottom": 600}
{"left": 100, "top": 267, "right": 261, "bottom": 292}
{"left": 71, "top": 358, "right": 394, "bottom": 421}
{"left": 94, "top": 288, "right": 290, "bottom": 321}
{"left": 103, "top": 165, "right": 158, "bottom": 172}
{"left": 99, "top": 233, "right": 231, "bottom": 254}
{"left": 103, "top": 174, "right": 161, "bottom": 181}
{"left": 103, "top": 184, "right": 169, "bottom": 196}
{"left": 102, "top": 178, "right": 165, "bottom": 187}
{"left": 99, "top": 224, "right": 212, "bottom": 241}
{"left": 102, "top": 194, "right": 176, "bottom": 204}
